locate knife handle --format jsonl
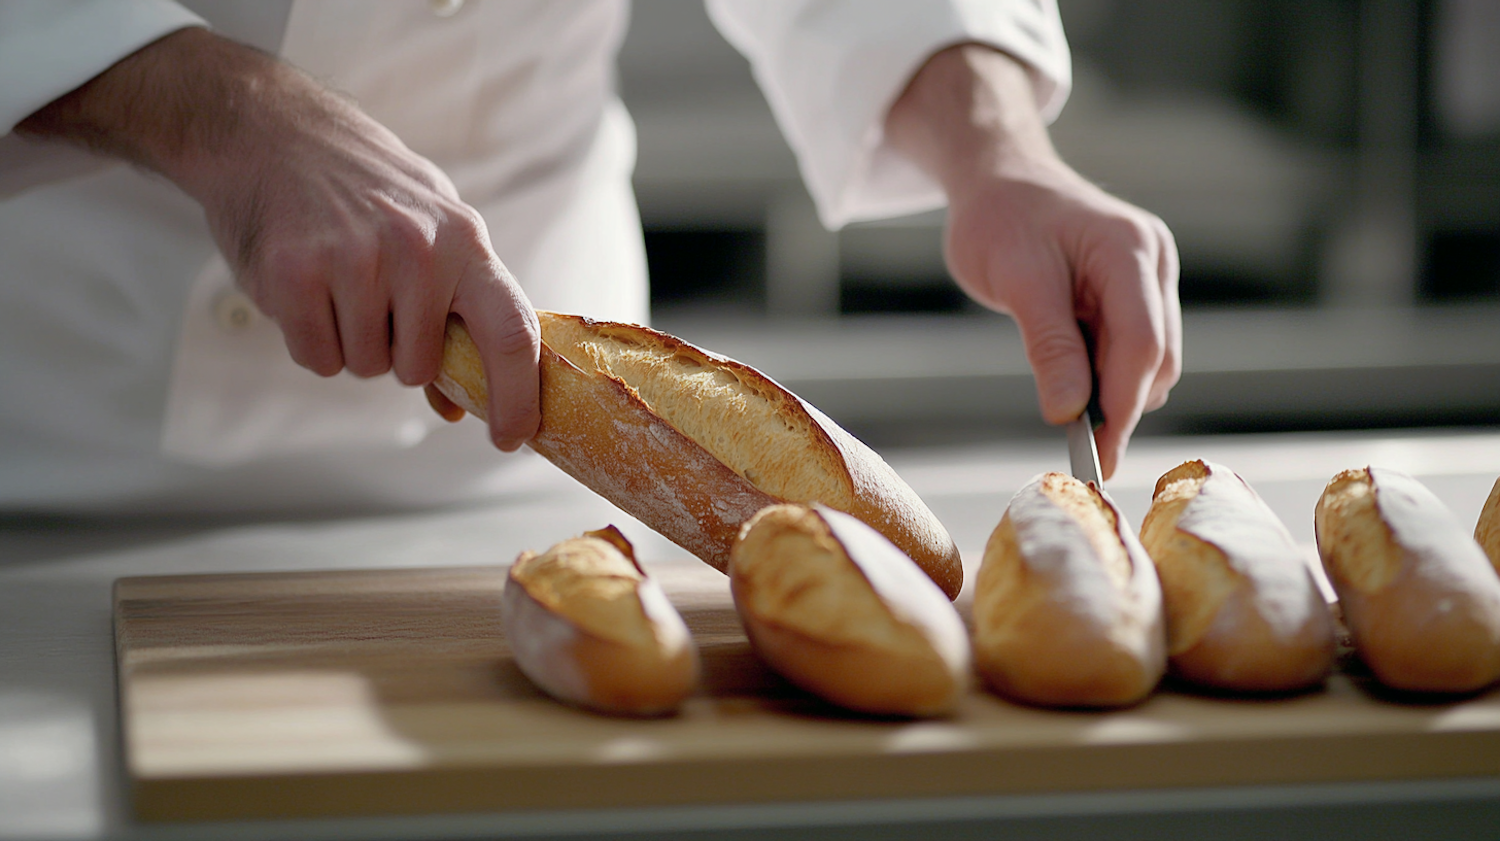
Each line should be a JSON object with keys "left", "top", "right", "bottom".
{"left": 1080, "top": 321, "right": 1103, "bottom": 429}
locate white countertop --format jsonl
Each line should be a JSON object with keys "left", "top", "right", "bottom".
{"left": 4, "top": 427, "right": 1500, "bottom": 840}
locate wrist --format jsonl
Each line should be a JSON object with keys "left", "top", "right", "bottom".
{"left": 885, "top": 43, "right": 1062, "bottom": 202}
{"left": 17, "top": 27, "right": 289, "bottom": 198}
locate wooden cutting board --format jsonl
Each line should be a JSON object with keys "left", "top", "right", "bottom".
{"left": 114, "top": 561, "right": 1500, "bottom": 823}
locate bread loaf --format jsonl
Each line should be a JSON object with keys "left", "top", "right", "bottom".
{"left": 973, "top": 472, "right": 1165, "bottom": 707}
{"left": 1139, "top": 460, "right": 1335, "bottom": 692}
{"left": 503, "top": 526, "right": 699, "bottom": 715}
{"left": 438, "top": 312, "right": 962, "bottom": 598}
{"left": 1474, "top": 477, "right": 1500, "bottom": 575}
{"left": 729, "top": 504, "right": 971, "bottom": 716}
{"left": 1315, "top": 467, "right": 1500, "bottom": 693}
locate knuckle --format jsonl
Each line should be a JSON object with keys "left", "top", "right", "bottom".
{"left": 442, "top": 204, "right": 492, "bottom": 251}
{"left": 392, "top": 338, "right": 442, "bottom": 386}
{"left": 286, "top": 335, "right": 342, "bottom": 377}
{"left": 260, "top": 244, "right": 325, "bottom": 287}
{"left": 1024, "top": 327, "right": 1084, "bottom": 372}
{"left": 383, "top": 205, "right": 439, "bottom": 254}
{"left": 491, "top": 305, "right": 541, "bottom": 357}
{"left": 1122, "top": 328, "right": 1168, "bottom": 372}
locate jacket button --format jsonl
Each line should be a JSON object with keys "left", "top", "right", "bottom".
{"left": 213, "top": 290, "right": 259, "bottom": 333}
{"left": 429, "top": 0, "right": 464, "bottom": 17}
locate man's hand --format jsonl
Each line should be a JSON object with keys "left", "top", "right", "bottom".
{"left": 18, "top": 27, "right": 538, "bottom": 450}
{"left": 886, "top": 44, "right": 1180, "bottom": 478}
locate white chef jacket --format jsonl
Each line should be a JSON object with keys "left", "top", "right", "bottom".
{"left": 0, "top": 0, "right": 1069, "bottom": 514}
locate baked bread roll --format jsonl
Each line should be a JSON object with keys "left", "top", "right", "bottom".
{"left": 974, "top": 473, "right": 1165, "bottom": 707}
{"left": 438, "top": 312, "right": 962, "bottom": 598}
{"left": 1140, "top": 460, "right": 1335, "bottom": 692}
{"left": 729, "top": 504, "right": 970, "bottom": 716}
{"left": 1474, "top": 477, "right": 1500, "bottom": 575}
{"left": 503, "top": 526, "right": 699, "bottom": 715}
{"left": 1316, "top": 467, "right": 1500, "bottom": 693}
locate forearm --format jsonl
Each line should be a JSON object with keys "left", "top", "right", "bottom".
{"left": 885, "top": 43, "right": 1061, "bottom": 197}
{"left": 17, "top": 27, "right": 323, "bottom": 199}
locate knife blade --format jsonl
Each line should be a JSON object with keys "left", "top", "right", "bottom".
{"left": 1066, "top": 409, "right": 1103, "bottom": 489}
{"left": 1067, "top": 324, "right": 1104, "bottom": 488}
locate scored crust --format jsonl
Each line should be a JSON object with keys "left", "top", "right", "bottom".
{"left": 1141, "top": 460, "right": 1334, "bottom": 692}
{"left": 1315, "top": 467, "right": 1500, "bottom": 693}
{"left": 729, "top": 504, "right": 970, "bottom": 716}
{"left": 973, "top": 472, "right": 1165, "bottom": 708}
{"left": 509, "top": 526, "right": 653, "bottom": 648}
{"left": 1140, "top": 461, "right": 1232, "bottom": 655}
{"left": 503, "top": 526, "right": 699, "bottom": 715}
{"left": 1475, "top": 477, "right": 1500, "bottom": 575}
{"left": 1315, "top": 469, "right": 1402, "bottom": 595}
{"left": 438, "top": 312, "right": 962, "bottom": 598}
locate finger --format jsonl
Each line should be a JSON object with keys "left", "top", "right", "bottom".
{"left": 1145, "top": 218, "right": 1182, "bottom": 411}
{"left": 1007, "top": 275, "right": 1094, "bottom": 426}
{"left": 1090, "top": 240, "right": 1167, "bottom": 480}
{"left": 331, "top": 252, "right": 393, "bottom": 378}
{"left": 425, "top": 383, "right": 466, "bottom": 422}
{"left": 450, "top": 259, "right": 540, "bottom": 451}
{"left": 386, "top": 224, "right": 449, "bottom": 388}
{"left": 251, "top": 246, "right": 348, "bottom": 377}
{"left": 272, "top": 287, "right": 345, "bottom": 377}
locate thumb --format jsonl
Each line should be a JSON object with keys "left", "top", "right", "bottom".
{"left": 1011, "top": 294, "right": 1093, "bottom": 426}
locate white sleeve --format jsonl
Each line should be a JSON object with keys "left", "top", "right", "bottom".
{"left": 705, "top": 0, "right": 1071, "bottom": 230}
{"left": 0, "top": 0, "right": 205, "bottom": 193}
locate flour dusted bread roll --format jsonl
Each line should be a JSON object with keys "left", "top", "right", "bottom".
{"left": 438, "top": 313, "right": 962, "bottom": 598}
{"left": 729, "top": 504, "right": 970, "bottom": 716}
{"left": 974, "top": 473, "right": 1165, "bottom": 707}
{"left": 1140, "top": 461, "right": 1335, "bottom": 692}
{"left": 503, "top": 526, "right": 698, "bottom": 715}
{"left": 1474, "top": 477, "right": 1500, "bottom": 575}
{"left": 1316, "top": 467, "right": 1500, "bottom": 693}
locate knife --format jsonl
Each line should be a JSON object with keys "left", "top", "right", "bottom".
{"left": 1066, "top": 326, "right": 1104, "bottom": 488}
{"left": 1066, "top": 407, "right": 1103, "bottom": 489}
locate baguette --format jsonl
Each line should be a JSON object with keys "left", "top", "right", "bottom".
{"left": 1315, "top": 467, "right": 1500, "bottom": 693}
{"left": 1139, "top": 460, "right": 1335, "bottom": 692}
{"left": 729, "top": 504, "right": 970, "bottom": 716}
{"left": 974, "top": 472, "right": 1166, "bottom": 707}
{"left": 502, "top": 526, "right": 698, "bottom": 715}
{"left": 438, "top": 312, "right": 962, "bottom": 598}
{"left": 1474, "top": 477, "right": 1500, "bottom": 575}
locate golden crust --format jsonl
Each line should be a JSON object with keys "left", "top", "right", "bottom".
{"left": 439, "top": 313, "right": 962, "bottom": 598}
{"left": 1316, "top": 467, "right": 1500, "bottom": 693}
{"left": 729, "top": 504, "right": 969, "bottom": 716}
{"left": 1141, "top": 461, "right": 1334, "bottom": 692}
{"left": 1315, "top": 469, "right": 1402, "bottom": 595}
{"left": 503, "top": 528, "right": 698, "bottom": 716}
{"left": 509, "top": 527, "right": 649, "bottom": 647}
{"left": 1141, "top": 461, "right": 1230, "bottom": 656}
{"left": 1476, "top": 476, "right": 1500, "bottom": 576}
{"left": 973, "top": 473, "right": 1165, "bottom": 708}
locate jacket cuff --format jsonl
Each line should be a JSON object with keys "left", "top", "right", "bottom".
{"left": 707, "top": 0, "right": 1071, "bottom": 229}
{"left": 0, "top": 0, "right": 205, "bottom": 134}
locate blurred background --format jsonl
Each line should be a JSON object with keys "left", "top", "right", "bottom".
{"left": 619, "top": 0, "right": 1500, "bottom": 448}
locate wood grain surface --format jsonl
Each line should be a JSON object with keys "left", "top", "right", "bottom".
{"left": 114, "top": 561, "right": 1500, "bottom": 823}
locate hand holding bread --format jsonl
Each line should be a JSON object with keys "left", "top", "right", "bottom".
{"left": 1140, "top": 460, "right": 1335, "bottom": 692}
{"left": 439, "top": 312, "right": 962, "bottom": 598}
